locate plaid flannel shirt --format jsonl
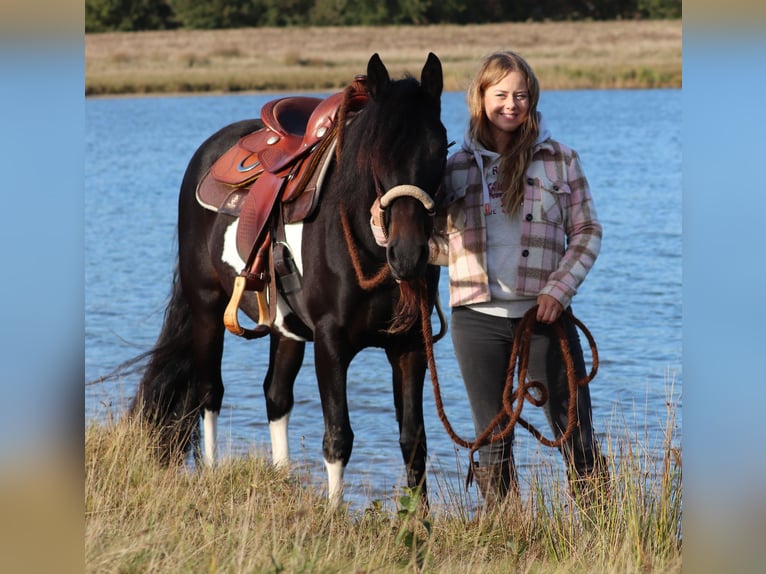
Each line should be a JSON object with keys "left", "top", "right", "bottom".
{"left": 429, "top": 138, "right": 601, "bottom": 309}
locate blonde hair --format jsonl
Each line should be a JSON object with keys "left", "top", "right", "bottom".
{"left": 467, "top": 51, "right": 540, "bottom": 214}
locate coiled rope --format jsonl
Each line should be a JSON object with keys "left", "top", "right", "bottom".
{"left": 415, "top": 282, "right": 599, "bottom": 486}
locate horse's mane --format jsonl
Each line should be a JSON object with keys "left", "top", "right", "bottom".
{"left": 333, "top": 73, "right": 442, "bottom": 335}
{"left": 336, "top": 74, "right": 439, "bottom": 194}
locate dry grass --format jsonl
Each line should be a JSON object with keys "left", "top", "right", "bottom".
{"left": 85, "top": 394, "right": 682, "bottom": 573}
{"left": 85, "top": 20, "right": 681, "bottom": 96}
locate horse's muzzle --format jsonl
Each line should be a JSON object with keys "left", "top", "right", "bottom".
{"left": 387, "top": 241, "right": 429, "bottom": 281}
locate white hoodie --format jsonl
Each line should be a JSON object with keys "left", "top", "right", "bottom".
{"left": 465, "top": 113, "right": 552, "bottom": 319}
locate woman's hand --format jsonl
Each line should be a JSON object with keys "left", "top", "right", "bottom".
{"left": 536, "top": 294, "right": 563, "bottom": 324}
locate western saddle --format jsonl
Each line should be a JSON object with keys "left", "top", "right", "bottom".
{"left": 195, "top": 76, "right": 370, "bottom": 339}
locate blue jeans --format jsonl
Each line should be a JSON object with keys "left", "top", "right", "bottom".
{"left": 450, "top": 306, "right": 601, "bottom": 477}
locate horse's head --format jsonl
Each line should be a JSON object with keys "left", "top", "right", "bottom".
{"left": 364, "top": 52, "right": 448, "bottom": 282}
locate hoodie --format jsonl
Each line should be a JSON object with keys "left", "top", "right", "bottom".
{"left": 428, "top": 113, "right": 602, "bottom": 314}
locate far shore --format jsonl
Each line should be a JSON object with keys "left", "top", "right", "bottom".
{"left": 85, "top": 20, "right": 681, "bottom": 96}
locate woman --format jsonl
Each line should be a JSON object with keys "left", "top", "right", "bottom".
{"left": 374, "top": 50, "right": 607, "bottom": 508}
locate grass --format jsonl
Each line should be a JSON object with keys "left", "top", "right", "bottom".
{"left": 85, "top": 20, "right": 682, "bottom": 96}
{"left": 85, "top": 392, "right": 682, "bottom": 573}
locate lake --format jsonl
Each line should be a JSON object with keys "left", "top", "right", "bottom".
{"left": 85, "top": 87, "right": 681, "bottom": 511}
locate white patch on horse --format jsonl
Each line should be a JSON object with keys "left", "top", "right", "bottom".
{"left": 272, "top": 221, "right": 308, "bottom": 341}
{"left": 221, "top": 218, "right": 245, "bottom": 272}
{"left": 221, "top": 218, "right": 308, "bottom": 341}
{"left": 269, "top": 414, "right": 290, "bottom": 469}
{"left": 324, "top": 458, "right": 345, "bottom": 506}
{"left": 282, "top": 222, "right": 304, "bottom": 274}
{"left": 203, "top": 409, "right": 218, "bottom": 467}
{"left": 273, "top": 299, "right": 306, "bottom": 342}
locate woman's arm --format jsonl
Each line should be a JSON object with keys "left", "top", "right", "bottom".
{"left": 539, "top": 150, "right": 602, "bottom": 309}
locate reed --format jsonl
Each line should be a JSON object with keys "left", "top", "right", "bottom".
{"left": 85, "top": 386, "right": 682, "bottom": 573}
{"left": 85, "top": 20, "right": 682, "bottom": 96}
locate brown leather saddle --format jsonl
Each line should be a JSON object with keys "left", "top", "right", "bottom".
{"left": 195, "top": 76, "right": 369, "bottom": 338}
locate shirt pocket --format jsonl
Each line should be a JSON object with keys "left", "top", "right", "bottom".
{"left": 539, "top": 180, "right": 570, "bottom": 224}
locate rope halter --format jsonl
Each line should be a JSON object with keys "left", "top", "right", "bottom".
{"left": 379, "top": 184, "right": 435, "bottom": 214}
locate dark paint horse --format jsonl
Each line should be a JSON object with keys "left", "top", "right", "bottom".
{"left": 132, "top": 53, "right": 447, "bottom": 506}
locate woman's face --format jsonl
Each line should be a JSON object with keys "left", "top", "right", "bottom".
{"left": 482, "top": 70, "right": 530, "bottom": 146}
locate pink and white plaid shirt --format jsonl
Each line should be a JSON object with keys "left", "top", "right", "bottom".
{"left": 429, "top": 137, "right": 601, "bottom": 310}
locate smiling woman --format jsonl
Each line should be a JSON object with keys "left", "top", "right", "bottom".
{"left": 482, "top": 72, "right": 531, "bottom": 139}
{"left": 368, "top": 49, "right": 607, "bottom": 509}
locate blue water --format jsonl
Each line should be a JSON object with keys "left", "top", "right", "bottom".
{"left": 85, "top": 88, "right": 681, "bottom": 511}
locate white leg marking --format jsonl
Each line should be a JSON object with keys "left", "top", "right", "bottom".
{"left": 203, "top": 409, "right": 218, "bottom": 467}
{"left": 324, "top": 458, "right": 345, "bottom": 507}
{"left": 269, "top": 414, "right": 291, "bottom": 469}
{"left": 221, "top": 219, "right": 245, "bottom": 272}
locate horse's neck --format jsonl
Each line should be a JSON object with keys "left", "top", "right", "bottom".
{"left": 328, "top": 182, "right": 380, "bottom": 256}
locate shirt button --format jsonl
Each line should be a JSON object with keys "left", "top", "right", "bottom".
{"left": 522, "top": 249, "right": 529, "bottom": 257}
{"left": 525, "top": 213, "right": 533, "bottom": 221}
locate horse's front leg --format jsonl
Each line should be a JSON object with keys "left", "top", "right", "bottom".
{"left": 314, "top": 324, "right": 354, "bottom": 508}
{"left": 263, "top": 333, "right": 305, "bottom": 469}
{"left": 386, "top": 342, "right": 429, "bottom": 506}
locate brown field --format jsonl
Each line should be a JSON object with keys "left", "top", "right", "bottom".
{"left": 85, "top": 20, "right": 681, "bottom": 96}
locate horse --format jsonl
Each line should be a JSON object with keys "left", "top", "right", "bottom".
{"left": 130, "top": 52, "right": 448, "bottom": 507}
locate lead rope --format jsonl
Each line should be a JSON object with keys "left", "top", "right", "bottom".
{"left": 341, "top": 205, "right": 598, "bottom": 489}
{"left": 416, "top": 282, "right": 599, "bottom": 489}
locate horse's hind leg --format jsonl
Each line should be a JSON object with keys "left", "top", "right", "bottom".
{"left": 263, "top": 334, "right": 305, "bottom": 468}
{"left": 186, "top": 286, "right": 227, "bottom": 466}
{"left": 386, "top": 345, "right": 429, "bottom": 503}
{"left": 179, "top": 211, "right": 227, "bottom": 466}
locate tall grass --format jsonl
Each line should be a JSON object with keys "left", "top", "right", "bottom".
{"left": 86, "top": 388, "right": 681, "bottom": 573}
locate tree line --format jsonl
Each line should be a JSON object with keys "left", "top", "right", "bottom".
{"left": 86, "top": 0, "right": 681, "bottom": 33}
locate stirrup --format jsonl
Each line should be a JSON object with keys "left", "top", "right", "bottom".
{"left": 223, "top": 275, "right": 271, "bottom": 339}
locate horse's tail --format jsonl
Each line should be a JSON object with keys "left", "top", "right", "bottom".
{"left": 130, "top": 264, "right": 199, "bottom": 464}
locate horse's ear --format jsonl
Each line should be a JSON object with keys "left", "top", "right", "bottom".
{"left": 420, "top": 52, "right": 443, "bottom": 103}
{"left": 366, "top": 53, "right": 390, "bottom": 99}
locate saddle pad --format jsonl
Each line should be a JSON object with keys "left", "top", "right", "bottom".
{"left": 197, "top": 171, "right": 229, "bottom": 212}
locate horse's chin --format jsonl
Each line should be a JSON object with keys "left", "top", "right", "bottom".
{"left": 387, "top": 245, "right": 428, "bottom": 282}
{"left": 389, "top": 261, "right": 427, "bottom": 283}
